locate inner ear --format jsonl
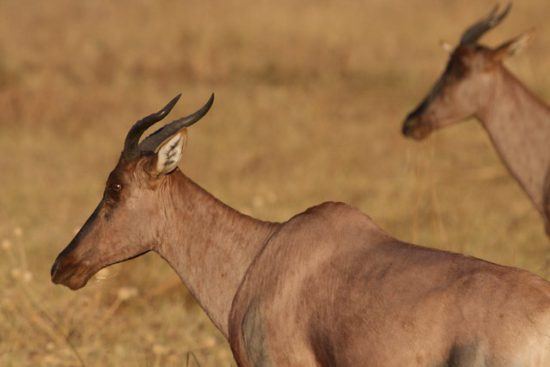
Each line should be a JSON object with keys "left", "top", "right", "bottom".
{"left": 153, "top": 129, "right": 187, "bottom": 176}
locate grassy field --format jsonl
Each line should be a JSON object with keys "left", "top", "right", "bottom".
{"left": 1, "top": 0, "right": 549, "bottom": 365}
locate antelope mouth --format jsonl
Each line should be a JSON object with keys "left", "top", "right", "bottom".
{"left": 51, "top": 259, "right": 95, "bottom": 290}
{"left": 51, "top": 249, "right": 151, "bottom": 290}
{"left": 402, "top": 117, "right": 433, "bottom": 140}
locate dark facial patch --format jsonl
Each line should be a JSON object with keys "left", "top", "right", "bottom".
{"left": 103, "top": 168, "right": 128, "bottom": 211}
{"left": 438, "top": 344, "right": 486, "bottom": 367}
{"left": 446, "top": 49, "right": 470, "bottom": 80}
{"left": 94, "top": 165, "right": 131, "bottom": 222}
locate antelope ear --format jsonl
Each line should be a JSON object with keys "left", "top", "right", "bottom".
{"left": 153, "top": 130, "right": 187, "bottom": 175}
{"left": 493, "top": 30, "right": 535, "bottom": 60}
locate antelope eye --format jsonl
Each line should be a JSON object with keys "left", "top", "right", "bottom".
{"left": 112, "top": 183, "right": 122, "bottom": 192}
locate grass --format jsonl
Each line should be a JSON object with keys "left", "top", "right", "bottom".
{"left": 1, "top": 0, "right": 549, "bottom": 365}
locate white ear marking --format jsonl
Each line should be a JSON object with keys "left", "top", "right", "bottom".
{"left": 156, "top": 133, "right": 185, "bottom": 175}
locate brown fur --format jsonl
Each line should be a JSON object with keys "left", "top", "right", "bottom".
{"left": 229, "top": 202, "right": 550, "bottom": 366}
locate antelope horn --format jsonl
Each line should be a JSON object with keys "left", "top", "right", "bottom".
{"left": 139, "top": 93, "right": 215, "bottom": 153}
{"left": 460, "top": 3, "right": 512, "bottom": 46}
{"left": 122, "top": 94, "right": 182, "bottom": 160}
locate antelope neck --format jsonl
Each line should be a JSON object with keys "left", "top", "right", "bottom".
{"left": 476, "top": 66, "right": 550, "bottom": 212}
{"left": 153, "top": 170, "right": 278, "bottom": 338}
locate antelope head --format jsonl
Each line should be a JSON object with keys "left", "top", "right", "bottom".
{"left": 51, "top": 94, "right": 214, "bottom": 290}
{"left": 402, "top": 3, "right": 533, "bottom": 139}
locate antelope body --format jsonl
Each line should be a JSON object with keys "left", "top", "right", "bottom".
{"left": 52, "top": 95, "right": 550, "bottom": 366}
{"left": 402, "top": 4, "right": 550, "bottom": 236}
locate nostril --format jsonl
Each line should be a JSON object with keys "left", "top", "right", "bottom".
{"left": 402, "top": 119, "right": 414, "bottom": 136}
{"left": 51, "top": 258, "right": 61, "bottom": 279}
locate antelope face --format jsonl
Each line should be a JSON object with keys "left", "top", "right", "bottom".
{"left": 51, "top": 159, "right": 160, "bottom": 289}
{"left": 402, "top": 46, "right": 495, "bottom": 140}
{"left": 402, "top": 3, "right": 532, "bottom": 140}
{"left": 51, "top": 94, "right": 214, "bottom": 290}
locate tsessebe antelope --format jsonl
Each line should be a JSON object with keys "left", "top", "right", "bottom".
{"left": 402, "top": 4, "right": 550, "bottom": 236}
{"left": 52, "top": 94, "right": 550, "bottom": 366}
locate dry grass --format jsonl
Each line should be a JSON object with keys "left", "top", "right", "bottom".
{"left": 1, "top": 0, "right": 549, "bottom": 365}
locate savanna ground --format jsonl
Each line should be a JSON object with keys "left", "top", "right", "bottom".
{"left": 1, "top": 0, "right": 549, "bottom": 365}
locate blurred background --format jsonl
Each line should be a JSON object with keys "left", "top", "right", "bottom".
{"left": 1, "top": 0, "right": 549, "bottom": 365}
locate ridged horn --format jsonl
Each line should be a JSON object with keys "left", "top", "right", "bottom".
{"left": 122, "top": 94, "right": 181, "bottom": 160}
{"left": 460, "top": 3, "right": 512, "bottom": 45}
{"left": 139, "top": 93, "right": 214, "bottom": 153}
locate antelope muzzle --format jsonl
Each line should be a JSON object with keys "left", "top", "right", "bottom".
{"left": 402, "top": 107, "right": 433, "bottom": 140}
{"left": 51, "top": 252, "right": 95, "bottom": 290}
{"left": 51, "top": 208, "right": 101, "bottom": 290}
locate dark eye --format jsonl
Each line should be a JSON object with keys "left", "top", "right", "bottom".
{"left": 112, "top": 183, "right": 122, "bottom": 192}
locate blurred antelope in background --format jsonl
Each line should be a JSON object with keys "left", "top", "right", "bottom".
{"left": 51, "top": 94, "right": 550, "bottom": 366}
{"left": 402, "top": 4, "right": 550, "bottom": 236}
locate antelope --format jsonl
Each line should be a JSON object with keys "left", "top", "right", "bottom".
{"left": 51, "top": 94, "right": 550, "bottom": 366}
{"left": 402, "top": 4, "right": 550, "bottom": 236}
